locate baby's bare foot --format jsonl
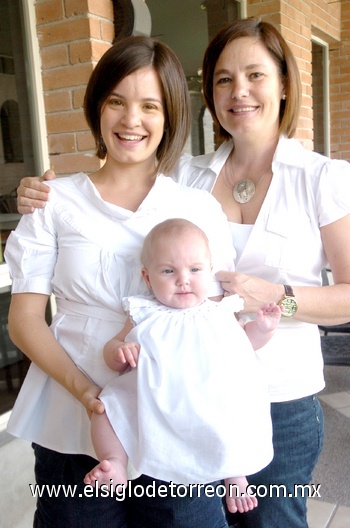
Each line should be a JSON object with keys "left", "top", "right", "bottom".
{"left": 84, "top": 458, "right": 127, "bottom": 489}
{"left": 225, "top": 476, "right": 258, "bottom": 513}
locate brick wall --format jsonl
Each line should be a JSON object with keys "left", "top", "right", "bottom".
{"left": 247, "top": 1, "right": 336, "bottom": 153}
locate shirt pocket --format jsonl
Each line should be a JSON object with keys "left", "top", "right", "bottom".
{"left": 264, "top": 214, "right": 290, "bottom": 270}
{"left": 264, "top": 210, "right": 315, "bottom": 274}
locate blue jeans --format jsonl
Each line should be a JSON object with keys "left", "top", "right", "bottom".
{"left": 127, "top": 475, "right": 227, "bottom": 528}
{"left": 225, "top": 395, "right": 324, "bottom": 528}
{"left": 32, "top": 444, "right": 227, "bottom": 528}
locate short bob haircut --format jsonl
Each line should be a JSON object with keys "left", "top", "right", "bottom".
{"left": 84, "top": 36, "right": 191, "bottom": 175}
{"left": 202, "top": 18, "right": 302, "bottom": 142}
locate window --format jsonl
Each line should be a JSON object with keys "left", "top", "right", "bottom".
{"left": 113, "top": 0, "right": 151, "bottom": 41}
{"left": 1, "top": 100, "right": 23, "bottom": 163}
{"left": 0, "top": 0, "right": 47, "bottom": 416}
{"left": 312, "top": 38, "right": 330, "bottom": 156}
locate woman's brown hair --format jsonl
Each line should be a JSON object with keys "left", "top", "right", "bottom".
{"left": 84, "top": 36, "right": 191, "bottom": 175}
{"left": 202, "top": 18, "right": 301, "bottom": 141}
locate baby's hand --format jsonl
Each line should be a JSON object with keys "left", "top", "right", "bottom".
{"left": 115, "top": 342, "right": 140, "bottom": 369}
{"left": 256, "top": 302, "right": 282, "bottom": 332}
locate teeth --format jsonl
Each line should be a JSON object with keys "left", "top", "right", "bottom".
{"left": 118, "top": 134, "right": 144, "bottom": 141}
{"left": 232, "top": 107, "right": 256, "bottom": 113}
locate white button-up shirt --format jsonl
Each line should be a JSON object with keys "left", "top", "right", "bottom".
{"left": 5, "top": 174, "right": 235, "bottom": 456}
{"left": 173, "top": 136, "right": 350, "bottom": 401}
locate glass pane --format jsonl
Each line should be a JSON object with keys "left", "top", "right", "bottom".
{"left": 312, "top": 41, "right": 325, "bottom": 156}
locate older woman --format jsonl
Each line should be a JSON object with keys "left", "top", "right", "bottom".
{"left": 174, "top": 19, "right": 350, "bottom": 528}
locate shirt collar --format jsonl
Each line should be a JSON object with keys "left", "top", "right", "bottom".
{"left": 192, "top": 140, "right": 233, "bottom": 175}
{"left": 273, "top": 136, "right": 306, "bottom": 169}
{"left": 191, "top": 135, "right": 306, "bottom": 175}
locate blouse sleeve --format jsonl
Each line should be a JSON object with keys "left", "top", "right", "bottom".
{"left": 4, "top": 200, "right": 57, "bottom": 295}
{"left": 220, "top": 294, "right": 244, "bottom": 313}
{"left": 317, "top": 159, "right": 350, "bottom": 227}
{"left": 122, "top": 295, "right": 157, "bottom": 326}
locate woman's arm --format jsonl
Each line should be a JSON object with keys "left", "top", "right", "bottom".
{"left": 217, "top": 214, "right": 350, "bottom": 326}
{"left": 9, "top": 292, "right": 104, "bottom": 416}
{"left": 16, "top": 170, "right": 55, "bottom": 214}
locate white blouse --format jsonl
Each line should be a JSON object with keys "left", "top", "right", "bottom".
{"left": 5, "top": 173, "right": 235, "bottom": 457}
{"left": 173, "top": 136, "right": 350, "bottom": 402}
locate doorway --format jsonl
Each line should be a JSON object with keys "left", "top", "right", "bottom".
{"left": 0, "top": 0, "right": 38, "bottom": 415}
{"left": 146, "top": 0, "right": 244, "bottom": 154}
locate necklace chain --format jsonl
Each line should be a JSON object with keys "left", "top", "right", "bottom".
{"left": 223, "top": 155, "right": 271, "bottom": 204}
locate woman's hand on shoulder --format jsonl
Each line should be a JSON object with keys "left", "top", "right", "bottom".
{"left": 17, "top": 169, "right": 56, "bottom": 214}
{"left": 216, "top": 270, "right": 282, "bottom": 313}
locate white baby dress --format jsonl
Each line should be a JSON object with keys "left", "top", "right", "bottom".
{"left": 100, "top": 294, "right": 273, "bottom": 485}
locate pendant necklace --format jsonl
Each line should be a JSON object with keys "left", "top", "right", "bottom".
{"left": 222, "top": 150, "right": 272, "bottom": 204}
{"left": 232, "top": 165, "right": 270, "bottom": 204}
{"left": 224, "top": 154, "right": 271, "bottom": 204}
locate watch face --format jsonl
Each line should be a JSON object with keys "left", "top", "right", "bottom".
{"left": 281, "top": 297, "right": 298, "bottom": 317}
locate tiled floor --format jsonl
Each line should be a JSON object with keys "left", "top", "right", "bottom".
{"left": 0, "top": 413, "right": 36, "bottom": 528}
{"left": 308, "top": 500, "right": 350, "bottom": 528}
{"left": 307, "top": 385, "right": 350, "bottom": 528}
{"left": 319, "top": 391, "right": 350, "bottom": 419}
{"left": 2, "top": 378, "right": 350, "bottom": 527}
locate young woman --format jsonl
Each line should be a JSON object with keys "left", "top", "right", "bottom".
{"left": 5, "top": 37, "right": 235, "bottom": 528}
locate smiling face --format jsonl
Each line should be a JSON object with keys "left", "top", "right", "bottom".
{"left": 213, "top": 37, "right": 285, "bottom": 142}
{"left": 100, "top": 67, "right": 165, "bottom": 172}
{"left": 141, "top": 227, "right": 213, "bottom": 309}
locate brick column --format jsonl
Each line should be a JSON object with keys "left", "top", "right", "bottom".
{"left": 36, "top": 0, "right": 114, "bottom": 175}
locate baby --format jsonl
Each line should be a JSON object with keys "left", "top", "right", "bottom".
{"left": 84, "top": 218, "right": 282, "bottom": 514}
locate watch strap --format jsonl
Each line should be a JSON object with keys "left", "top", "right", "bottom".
{"left": 284, "top": 285, "right": 294, "bottom": 297}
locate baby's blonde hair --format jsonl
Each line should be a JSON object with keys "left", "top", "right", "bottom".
{"left": 141, "top": 218, "right": 211, "bottom": 268}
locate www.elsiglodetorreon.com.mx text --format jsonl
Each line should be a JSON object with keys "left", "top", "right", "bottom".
{"left": 29, "top": 481, "right": 322, "bottom": 501}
